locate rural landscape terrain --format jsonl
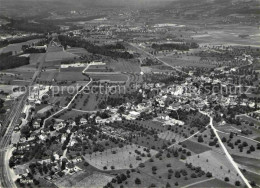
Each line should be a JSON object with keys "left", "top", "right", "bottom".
{"left": 0, "top": 0, "right": 260, "bottom": 187}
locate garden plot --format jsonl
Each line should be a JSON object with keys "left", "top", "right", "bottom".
{"left": 83, "top": 144, "right": 157, "bottom": 170}
{"left": 158, "top": 130, "right": 186, "bottom": 143}
{"left": 74, "top": 173, "right": 114, "bottom": 188}
{"left": 54, "top": 171, "right": 114, "bottom": 188}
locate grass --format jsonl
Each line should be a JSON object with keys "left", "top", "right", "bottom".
{"left": 185, "top": 150, "right": 241, "bottom": 185}
{"left": 158, "top": 130, "right": 186, "bottom": 143}
{"left": 108, "top": 59, "right": 141, "bottom": 73}
{"left": 38, "top": 70, "right": 58, "bottom": 82}
{"left": 159, "top": 56, "right": 216, "bottom": 68}
{"left": 243, "top": 171, "right": 260, "bottom": 185}
{"left": 90, "top": 73, "right": 128, "bottom": 82}
{"left": 56, "top": 72, "right": 90, "bottom": 82}
{"left": 232, "top": 155, "right": 260, "bottom": 173}
{"left": 138, "top": 152, "right": 209, "bottom": 187}
{"left": 181, "top": 140, "right": 211, "bottom": 154}
{"left": 188, "top": 178, "right": 235, "bottom": 188}
{"left": 74, "top": 172, "right": 114, "bottom": 187}
{"left": 45, "top": 50, "right": 78, "bottom": 62}
{"left": 83, "top": 144, "right": 157, "bottom": 171}
{"left": 218, "top": 132, "right": 260, "bottom": 159}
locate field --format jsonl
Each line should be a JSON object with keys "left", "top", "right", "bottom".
{"left": 218, "top": 132, "right": 260, "bottom": 159}
{"left": 232, "top": 155, "right": 260, "bottom": 173}
{"left": 56, "top": 72, "right": 90, "bottom": 82}
{"left": 181, "top": 140, "right": 211, "bottom": 154}
{"left": 243, "top": 171, "right": 260, "bottom": 186}
{"left": 192, "top": 24, "right": 260, "bottom": 47}
{"left": 70, "top": 93, "right": 99, "bottom": 111}
{"left": 159, "top": 56, "right": 216, "bottom": 68}
{"left": 0, "top": 39, "right": 42, "bottom": 54}
{"left": 66, "top": 47, "right": 91, "bottom": 56}
{"left": 57, "top": 109, "right": 87, "bottom": 120}
{"left": 136, "top": 151, "right": 209, "bottom": 188}
{"left": 54, "top": 171, "right": 114, "bottom": 188}
{"left": 85, "top": 64, "right": 111, "bottom": 72}
{"left": 188, "top": 178, "right": 235, "bottom": 188}
{"left": 90, "top": 73, "right": 128, "bottom": 82}
{"left": 185, "top": 150, "right": 242, "bottom": 185}
{"left": 83, "top": 144, "right": 158, "bottom": 170}
{"left": 158, "top": 130, "right": 186, "bottom": 143}
{"left": 38, "top": 70, "right": 58, "bottom": 83}
{"left": 108, "top": 59, "right": 141, "bottom": 73}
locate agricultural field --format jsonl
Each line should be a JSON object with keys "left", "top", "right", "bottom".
{"left": 188, "top": 178, "right": 235, "bottom": 188}
{"left": 181, "top": 140, "right": 211, "bottom": 154}
{"left": 243, "top": 171, "right": 260, "bottom": 186}
{"left": 232, "top": 155, "right": 260, "bottom": 173}
{"left": 86, "top": 64, "right": 113, "bottom": 73}
{"left": 45, "top": 50, "right": 79, "bottom": 63}
{"left": 192, "top": 25, "right": 260, "bottom": 47}
{"left": 108, "top": 59, "right": 141, "bottom": 73}
{"left": 158, "top": 130, "right": 186, "bottom": 143}
{"left": 90, "top": 73, "right": 128, "bottom": 82}
{"left": 56, "top": 72, "right": 90, "bottom": 82}
{"left": 38, "top": 70, "right": 58, "bottom": 83}
{"left": 66, "top": 47, "right": 91, "bottom": 56}
{"left": 69, "top": 93, "right": 100, "bottom": 111}
{"left": 131, "top": 151, "right": 210, "bottom": 188}
{"left": 83, "top": 144, "right": 158, "bottom": 171}
{"left": 185, "top": 150, "right": 242, "bottom": 186}
{"left": 0, "top": 39, "right": 42, "bottom": 54}
{"left": 55, "top": 109, "right": 86, "bottom": 121}
{"left": 218, "top": 131, "right": 260, "bottom": 159}
{"left": 159, "top": 56, "right": 216, "bottom": 68}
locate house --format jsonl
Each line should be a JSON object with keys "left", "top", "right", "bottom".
{"left": 39, "top": 134, "right": 48, "bottom": 141}
{"left": 80, "top": 118, "right": 88, "bottom": 124}
{"left": 95, "top": 116, "right": 107, "bottom": 124}
{"left": 33, "top": 121, "right": 41, "bottom": 129}
{"left": 160, "top": 115, "right": 170, "bottom": 121}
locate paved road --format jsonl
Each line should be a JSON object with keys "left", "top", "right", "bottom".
{"left": 43, "top": 78, "right": 92, "bottom": 127}
{"left": 181, "top": 177, "right": 215, "bottom": 188}
{"left": 128, "top": 43, "right": 189, "bottom": 75}
{"left": 200, "top": 111, "right": 252, "bottom": 188}
{"left": 0, "top": 53, "right": 46, "bottom": 188}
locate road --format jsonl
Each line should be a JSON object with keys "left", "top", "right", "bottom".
{"left": 130, "top": 42, "right": 253, "bottom": 187}
{"left": 43, "top": 78, "right": 92, "bottom": 127}
{"left": 200, "top": 111, "right": 252, "bottom": 188}
{"left": 128, "top": 42, "right": 189, "bottom": 75}
{"left": 167, "top": 124, "right": 210, "bottom": 149}
{"left": 0, "top": 53, "right": 46, "bottom": 188}
{"left": 181, "top": 177, "right": 215, "bottom": 188}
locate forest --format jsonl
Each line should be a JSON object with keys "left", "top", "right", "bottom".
{"left": 0, "top": 52, "right": 30, "bottom": 70}
{"left": 58, "top": 35, "right": 133, "bottom": 59}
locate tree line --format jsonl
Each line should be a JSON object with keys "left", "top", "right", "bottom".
{"left": 0, "top": 52, "right": 30, "bottom": 70}
{"left": 151, "top": 42, "right": 199, "bottom": 51}
{"left": 58, "top": 35, "right": 134, "bottom": 59}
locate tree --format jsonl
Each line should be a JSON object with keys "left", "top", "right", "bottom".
{"left": 191, "top": 173, "right": 197, "bottom": 178}
{"left": 249, "top": 145, "right": 255, "bottom": 152}
{"left": 224, "top": 177, "right": 229, "bottom": 182}
{"left": 206, "top": 172, "right": 212, "bottom": 178}
{"left": 166, "top": 182, "right": 171, "bottom": 188}
{"left": 235, "top": 181, "right": 240, "bottom": 186}
{"left": 175, "top": 171, "right": 181, "bottom": 178}
{"left": 21, "top": 125, "right": 31, "bottom": 137}
{"left": 135, "top": 178, "right": 141, "bottom": 184}
{"left": 198, "top": 135, "right": 204, "bottom": 143}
